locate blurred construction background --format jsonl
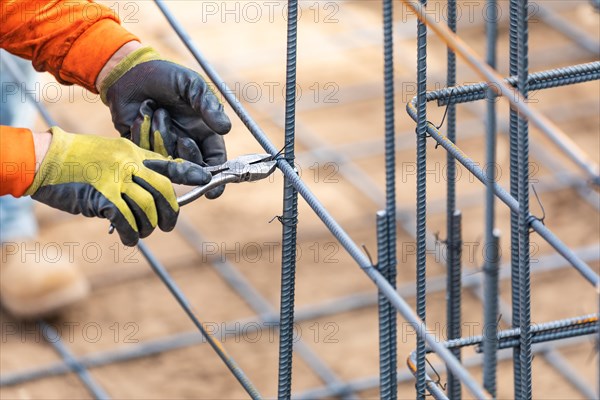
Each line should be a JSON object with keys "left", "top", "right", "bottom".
{"left": 0, "top": 0, "right": 598, "bottom": 399}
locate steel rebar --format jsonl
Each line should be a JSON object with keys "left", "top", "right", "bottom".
{"left": 482, "top": 231, "right": 501, "bottom": 397}
{"left": 515, "top": 2, "right": 533, "bottom": 397}
{"left": 430, "top": 62, "right": 600, "bottom": 106}
{"left": 377, "top": 211, "right": 393, "bottom": 399}
{"left": 294, "top": 334, "right": 591, "bottom": 400}
{"left": 277, "top": 0, "right": 300, "bottom": 398}
{"left": 482, "top": 2, "right": 500, "bottom": 396}
{"left": 446, "top": 210, "right": 463, "bottom": 400}
{"left": 444, "top": 0, "right": 461, "bottom": 398}
{"left": 509, "top": 2, "right": 523, "bottom": 392}
{"left": 382, "top": 0, "right": 398, "bottom": 397}
{"left": 415, "top": 0, "right": 429, "bottom": 397}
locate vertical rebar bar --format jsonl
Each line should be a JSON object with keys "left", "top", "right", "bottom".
{"left": 377, "top": 211, "right": 392, "bottom": 399}
{"left": 508, "top": 1, "right": 522, "bottom": 396}
{"left": 446, "top": 210, "right": 462, "bottom": 399}
{"left": 483, "top": 231, "right": 501, "bottom": 397}
{"left": 416, "top": 0, "right": 428, "bottom": 397}
{"left": 277, "top": 0, "right": 300, "bottom": 398}
{"left": 444, "top": 0, "right": 461, "bottom": 398}
{"left": 516, "top": 1, "right": 533, "bottom": 397}
{"left": 483, "top": 1, "right": 499, "bottom": 397}
{"left": 383, "top": 0, "right": 398, "bottom": 397}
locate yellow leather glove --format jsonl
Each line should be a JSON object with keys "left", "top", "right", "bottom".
{"left": 26, "top": 127, "right": 211, "bottom": 246}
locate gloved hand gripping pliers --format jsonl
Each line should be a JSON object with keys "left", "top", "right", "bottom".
{"left": 109, "top": 153, "right": 277, "bottom": 234}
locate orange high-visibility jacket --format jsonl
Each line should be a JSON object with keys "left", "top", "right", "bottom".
{"left": 0, "top": 0, "right": 137, "bottom": 197}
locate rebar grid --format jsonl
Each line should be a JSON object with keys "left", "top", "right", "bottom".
{"left": 403, "top": 0, "right": 599, "bottom": 398}
{"left": 1, "top": 1, "right": 599, "bottom": 399}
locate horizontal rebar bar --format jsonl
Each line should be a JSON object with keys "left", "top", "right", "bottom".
{"left": 409, "top": 316, "right": 597, "bottom": 398}
{"left": 294, "top": 334, "right": 591, "bottom": 400}
{"left": 439, "top": 314, "right": 598, "bottom": 351}
{"left": 429, "top": 62, "right": 600, "bottom": 106}
{"left": 493, "top": 324, "right": 598, "bottom": 350}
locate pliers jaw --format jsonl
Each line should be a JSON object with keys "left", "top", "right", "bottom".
{"left": 240, "top": 159, "right": 278, "bottom": 182}
{"left": 210, "top": 153, "right": 277, "bottom": 182}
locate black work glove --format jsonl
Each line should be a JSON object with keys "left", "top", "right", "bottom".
{"left": 99, "top": 47, "right": 230, "bottom": 198}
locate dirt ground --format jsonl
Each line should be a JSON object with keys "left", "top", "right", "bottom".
{"left": 1, "top": 1, "right": 599, "bottom": 399}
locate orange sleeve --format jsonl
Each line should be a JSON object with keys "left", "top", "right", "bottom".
{"left": 0, "top": 0, "right": 138, "bottom": 93}
{"left": 0, "top": 126, "right": 36, "bottom": 197}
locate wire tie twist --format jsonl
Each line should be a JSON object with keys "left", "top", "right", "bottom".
{"left": 268, "top": 214, "right": 298, "bottom": 227}
{"left": 274, "top": 139, "right": 293, "bottom": 161}
{"left": 528, "top": 184, "right": 547, "bottom": 233}
{"left": 362, "top": 244, "right": 375, "bottom": 267}
{"left": 426, "top": 87, "right": 457, "bottom": 149}
{"left": 426, "top": 357, "right": 447, "bottom": 390}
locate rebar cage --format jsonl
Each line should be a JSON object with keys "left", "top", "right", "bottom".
{"left": 1, "top": 1, "right": 598, "bottom": 399}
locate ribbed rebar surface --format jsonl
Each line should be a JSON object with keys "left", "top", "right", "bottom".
{"left": 483, "top": 1, "right": 500, "bottom": 396}
{"left": 415, "top": 0, "right": 428, "bottom": 398}
{"left": 509, "top": 2, "right": 523, "bottom": 394}
{"left": 445, "top": 1, "right": 461, "bottom": 399}
{"left": 431, "top": 62, "right": 600, "bottom": 106}
{"left": 377, "top": 211, "right": 393, "bottom": 399}
{"left": 516, "top": 1, "right": 533, "bottom": 398}
{"left": 382, "top": 0, "right": 398, "bottom": 397}
{"left": 277, "top": 0, "right": 300, "bottom": 398}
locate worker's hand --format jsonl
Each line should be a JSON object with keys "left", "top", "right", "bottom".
{"left": 97, "top": 45, "right": 230, "bottom": 197}
{"left": 26, "top": 127, "right": 212, "bottom": 246}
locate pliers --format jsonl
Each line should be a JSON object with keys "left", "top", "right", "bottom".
{"left": 109, "top": 154, "right": 277, "bottom": 234}
{"left": 177, "top": 153, "right": 277, "bottom": 206}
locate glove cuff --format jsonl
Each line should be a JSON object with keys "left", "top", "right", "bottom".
{"left": 99, "top": 46, "right": 164, "bottom": 104}
{"left": 25, "top": 127, "right": 72, "bottom": 197}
